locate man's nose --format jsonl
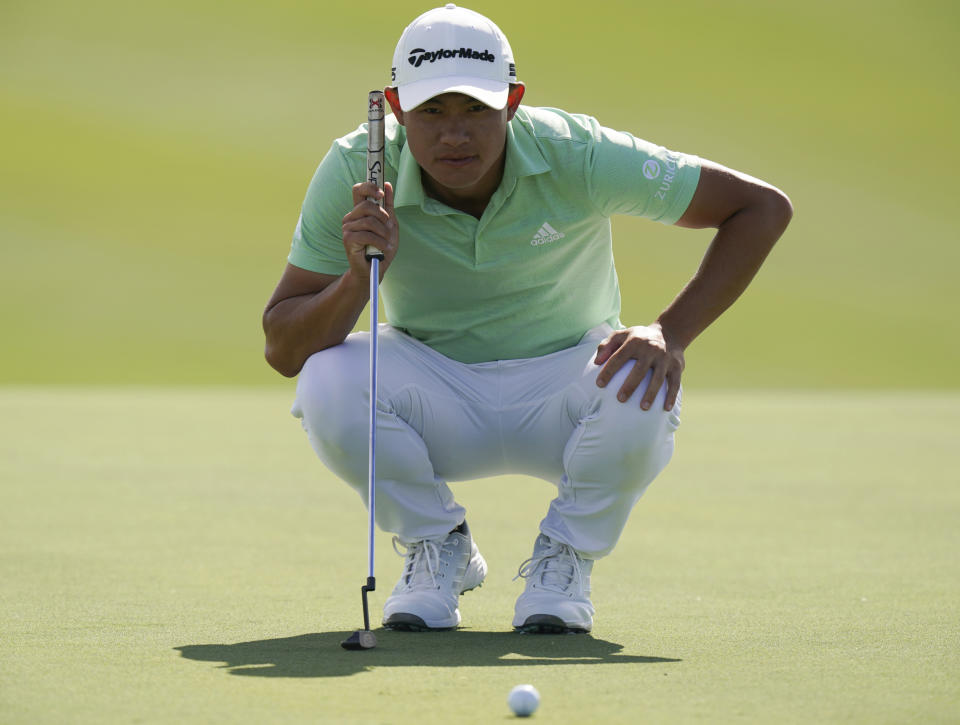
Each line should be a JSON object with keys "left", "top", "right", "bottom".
{"left": 438, "top": 119, "right": 470, "bottom": 147}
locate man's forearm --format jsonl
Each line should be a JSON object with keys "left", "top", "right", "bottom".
{"left": 263, "top": 270, "right": 369, "bottom": 377}
{"left": 658, "top": 190, "right": 792, "bottom": 349}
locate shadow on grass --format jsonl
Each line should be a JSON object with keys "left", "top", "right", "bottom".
{"left": 175, "top": 630, "right": 680, "bottom": 678}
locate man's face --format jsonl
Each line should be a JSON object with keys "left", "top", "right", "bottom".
{"left": 394, "top": 92, "right": 512, "bottom": 203}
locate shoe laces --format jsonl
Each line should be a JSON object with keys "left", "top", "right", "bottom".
{"left": 513, "top": 538, "right": 583, "bottom": 594}
{"left": 392, "top": 536, "right": 451, "bottom": 591}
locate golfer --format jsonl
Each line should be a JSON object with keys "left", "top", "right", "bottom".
{"left": 263, "top": 4, "right": 792, "bottom": 633}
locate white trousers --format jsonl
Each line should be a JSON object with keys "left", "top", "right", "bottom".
{"left": 291, "top": 323, "right": 681, "bottom": 559}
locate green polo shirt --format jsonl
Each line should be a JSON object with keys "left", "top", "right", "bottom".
{"left": 289, "top": 105, "right": 700, "bottom": 363}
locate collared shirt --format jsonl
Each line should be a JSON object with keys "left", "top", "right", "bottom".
{"left": 289, "top": 105, "right": 701, "bottom": 363}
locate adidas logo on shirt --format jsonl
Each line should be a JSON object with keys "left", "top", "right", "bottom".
{"left": 530, "top": 222, "right": 565, "bottom": 246}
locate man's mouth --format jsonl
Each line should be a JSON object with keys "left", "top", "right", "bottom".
{"left": 437, "top": 155, "right": 477, "bottom": 168}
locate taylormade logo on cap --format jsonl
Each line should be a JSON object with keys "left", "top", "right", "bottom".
{"left": 407, "top": 47, "right": 496, "bottom": 68}
{"left": 391, "top": 4, "right": 518, "bottom": 111}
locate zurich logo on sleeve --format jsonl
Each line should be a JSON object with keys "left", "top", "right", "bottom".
{"left": 642, "top": 160, "right": 661, "bottom": 180}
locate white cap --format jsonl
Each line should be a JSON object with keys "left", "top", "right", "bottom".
{"left": 391, "top": 4, "right": 518, "bottom": 111}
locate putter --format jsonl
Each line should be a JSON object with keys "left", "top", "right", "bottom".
{"left": 342, "top": 90, "right": 386, "bottom": 651}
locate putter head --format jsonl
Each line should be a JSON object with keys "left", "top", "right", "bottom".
{"left": 340, "top": 629, "right": 377, "bottom": 650}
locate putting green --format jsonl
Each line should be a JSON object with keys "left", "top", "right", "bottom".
{"left": 2, "top": 387, "right": 957, "bottom": 723}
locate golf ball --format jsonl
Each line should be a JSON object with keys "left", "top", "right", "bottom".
{"left": 507, "top": 684, "right": 540, "bottom": 717}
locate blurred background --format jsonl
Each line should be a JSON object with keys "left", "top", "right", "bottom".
{"left": 2, "top": 0, "right": 957, "bottom": 388}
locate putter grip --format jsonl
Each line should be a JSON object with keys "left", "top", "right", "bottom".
{"left": 365, "top": 90, "right": 386, "bottom": 261}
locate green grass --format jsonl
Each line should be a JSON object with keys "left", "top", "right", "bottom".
{"left": 2, "top": 387, "right": 957, "bottom": 723}
{"left": 1, "top": 1, "right": 959, "bottom": 386}
{"left": 1, "top": 2, "right": 958, "bottom": 721}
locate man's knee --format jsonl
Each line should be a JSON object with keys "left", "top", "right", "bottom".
{"left": 570, "top": 361, "right": 680, "bottom": 477}
{"left": 293, "top": 338, "right": 369, "bottom": 446}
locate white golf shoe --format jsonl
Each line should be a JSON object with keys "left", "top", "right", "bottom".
{"left": 382, "top": 521, "right": 487, "bottom": 631}
{"left": 512, "top": 533, "right": 595, "bottom": 633}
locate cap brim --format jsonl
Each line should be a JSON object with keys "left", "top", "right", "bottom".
{"left": 397, "top": 75, "right": 509, "bottom": 111}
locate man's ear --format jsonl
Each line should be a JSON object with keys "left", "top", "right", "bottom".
{"left": 384, "top": 87, "right": 404, "bottom": 125}
{"left": 506, "top": 83, "right": 525, "bottom": 122}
